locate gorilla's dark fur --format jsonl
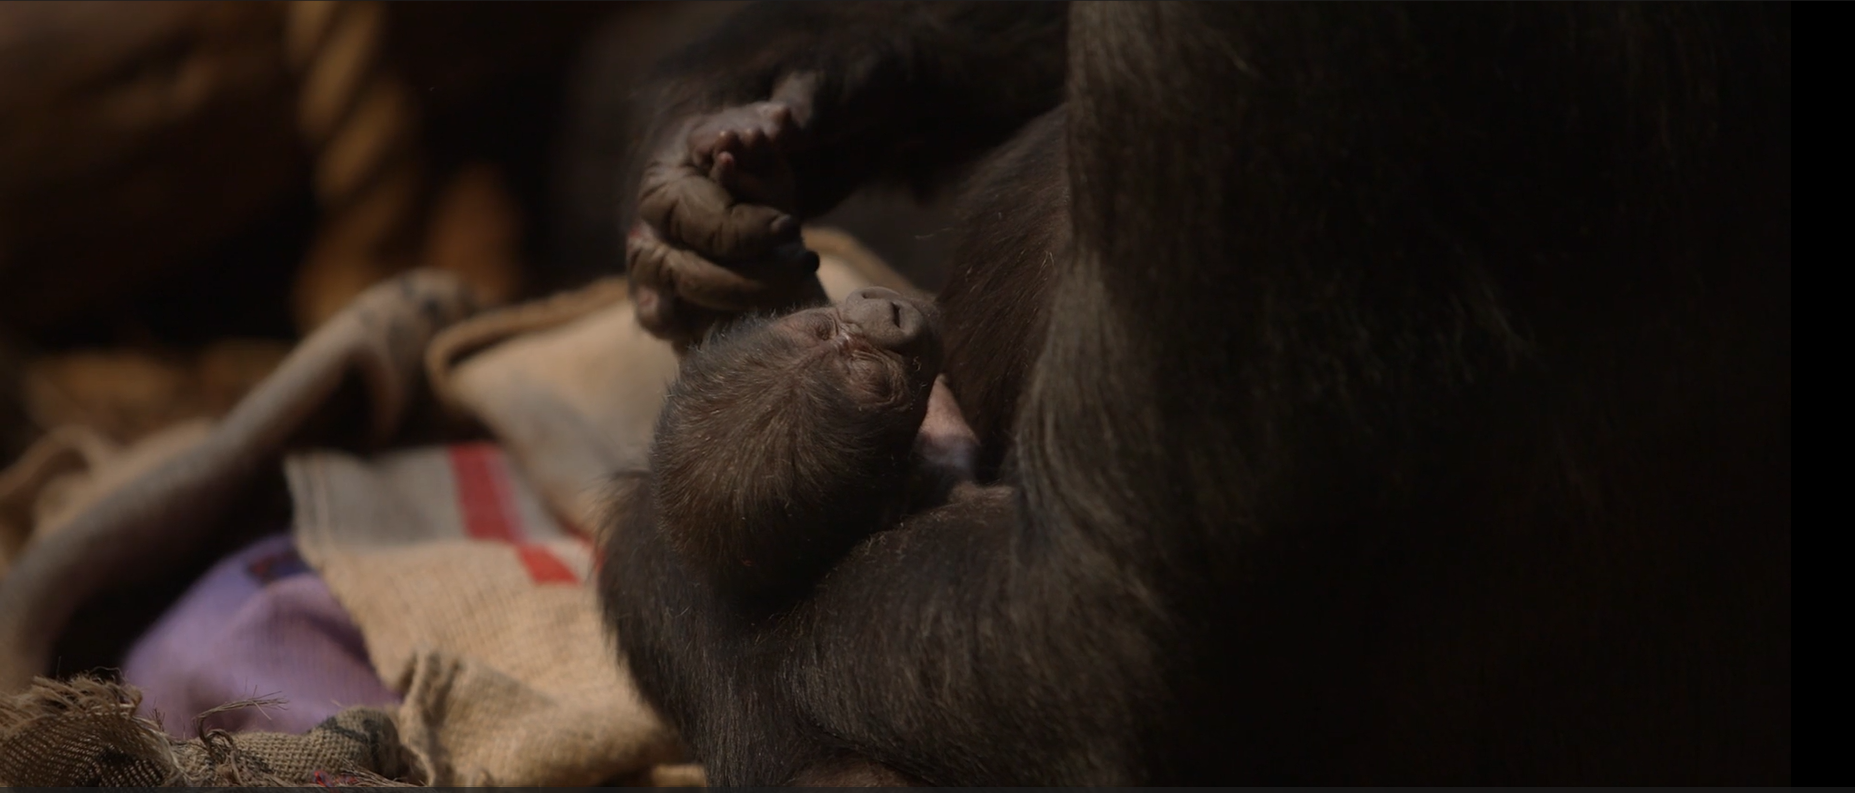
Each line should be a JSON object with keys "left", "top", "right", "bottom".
{"left": 600, "top": 2, "right": 1791, "bottom": 785}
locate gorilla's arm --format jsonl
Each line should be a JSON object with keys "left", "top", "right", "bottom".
{"left": 608, "top": 0, "right": 1791, "bottom": 786}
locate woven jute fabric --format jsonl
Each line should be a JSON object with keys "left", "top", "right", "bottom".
{"left": 287, "top": 442, "right": 681, "bottom": 786}
{"left": 0, "top": 675, "right": 419, "bottom": 786}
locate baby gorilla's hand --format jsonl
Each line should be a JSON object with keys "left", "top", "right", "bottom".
{"left": 916, "top": 375, "right": 979, "bottom": 483}
{"left": 642, "top": 99, "right": 801, "bottom": 256}
{"left": 690, "top": 101, "right": 801, "bottom": 212}
{"left": 630, "top": 74, "right": 827, "bottom": 345}
{"left": 903, "top": 375, "right": 985, "bottom": 511}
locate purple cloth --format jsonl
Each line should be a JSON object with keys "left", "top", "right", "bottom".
{"left": 122, "top": 533, "right": 401, "bottom": 737}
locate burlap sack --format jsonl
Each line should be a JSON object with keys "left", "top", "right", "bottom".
{"left": 0, "top": 675, "right": 418, "bottom": 786}
{"left": 287, "top": 442, "right": 676, "bottom": 786}
{"left": 422, "top": 277, "right": 661, "bottom": 536}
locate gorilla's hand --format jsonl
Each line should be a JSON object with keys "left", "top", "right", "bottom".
{"left": 629, "top": 74, "right": 829, "bottom": 345}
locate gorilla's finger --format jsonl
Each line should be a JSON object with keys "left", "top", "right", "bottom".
{"left": 632, "top": 280, "right": 679, "bottom": 338}
{"left": 628, "top": 223, "right": 820, "bottom": 314}
{"left": 637, "top": 161, "right": 798, "bottom": 262}
{"left": 630, "top": 247, "right": 723, "bottom": 344}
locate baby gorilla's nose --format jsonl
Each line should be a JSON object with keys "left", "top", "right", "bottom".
{"left": 842, "top": 287, "right": 926, "bottom": 351}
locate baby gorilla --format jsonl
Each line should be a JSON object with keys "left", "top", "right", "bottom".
{"left": 634, "top": 286, "right": 980, "bottom": 604}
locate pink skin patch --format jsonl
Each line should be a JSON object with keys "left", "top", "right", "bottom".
{"left": 915, "top": 375, "right": 979, "bottom": 483}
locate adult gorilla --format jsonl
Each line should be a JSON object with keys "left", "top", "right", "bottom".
{"left": 602, "top": 2, "right": 1791, "bottom": 785}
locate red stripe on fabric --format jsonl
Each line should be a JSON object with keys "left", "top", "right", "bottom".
{"left": 451, "top": 444, "right": 577, "bottom": 585}
{"left": 560, "top": 522, "right": 601, "bottom": 574}
{"left": 450, "top": 444, "right": 515, "bottom": 542}
{"left": 449, "top": 443, "right": 522, "bottom": 543}
{"left": 517, "top": 543, "right": 579, "bottom": 585}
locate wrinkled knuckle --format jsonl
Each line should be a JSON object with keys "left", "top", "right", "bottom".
{"left": 636, "top": 191, "right": 676, "bottom": 230}
{"left": 625, "top": 242, "right": 661, "bottom": 278}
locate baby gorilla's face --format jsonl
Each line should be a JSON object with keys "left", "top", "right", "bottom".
{"left": 662, "top": 286, "right": 944, "bottom": 448}
{"left": 648, "top": 288, "right": 945, "bottom": 586}
{"left": 754, "top": 287, "right": 943, "bottom": 411}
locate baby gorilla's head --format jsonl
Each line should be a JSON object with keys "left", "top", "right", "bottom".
{"left": 650, "top": 288, "right": 943, "bottom": 594}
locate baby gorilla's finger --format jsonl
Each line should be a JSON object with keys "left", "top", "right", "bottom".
{"left": 710, "top": 151, "right": 796, "bottom": 212}
{"left": 695, "top": 110, "right": 801, "bottom": 214}
{"left": 637, "top": 160, "right": 798, "bottom": 263}
{"left": 687, "top": 102, "right": 799, "bottom": 164}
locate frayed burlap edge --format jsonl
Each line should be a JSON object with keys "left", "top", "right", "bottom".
{"left": 0, "top": 675, "right": 180, "bottom": 786}
{"left": 0, "top": 675, "right": 419, "bottom": 787}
